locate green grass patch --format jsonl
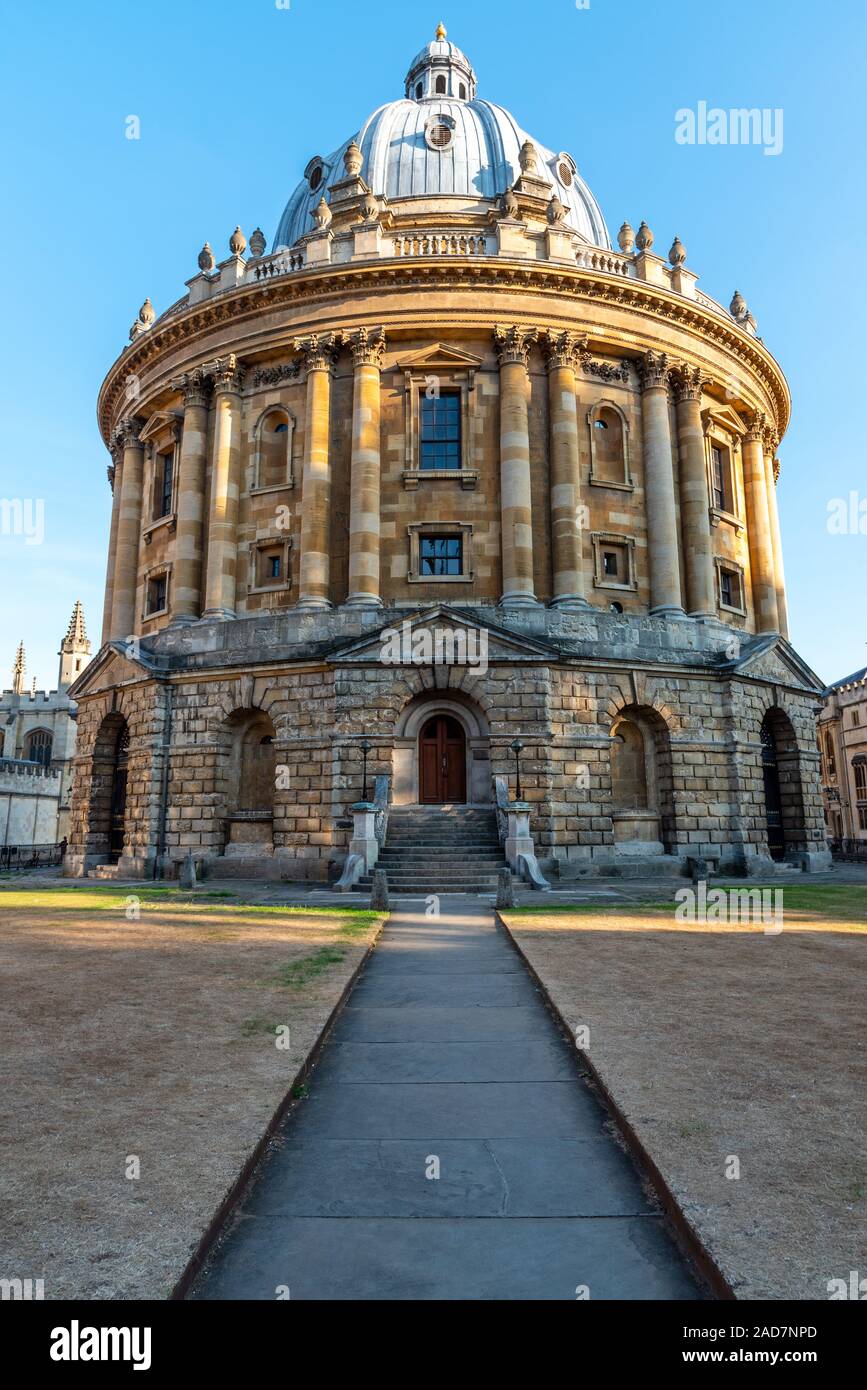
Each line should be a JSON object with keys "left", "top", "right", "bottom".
{"left": 506, "top": 884, "right": 867, "bottom": 925}
{"left": 239, "top": 1016, "right": 284, "bottom": 1038}
{"left": 261, "top": 946, "right": 348, "bottom": 989}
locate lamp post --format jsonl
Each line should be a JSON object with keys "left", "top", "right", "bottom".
{"left": 359, "top": 738, "right": 372, "bottom": 803}
{"left": 510, "top": 738, "right": 525, "bottom": 803}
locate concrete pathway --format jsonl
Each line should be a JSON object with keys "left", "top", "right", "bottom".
{"left": 192, "top": 900, "right": 702, "bottom": 1300}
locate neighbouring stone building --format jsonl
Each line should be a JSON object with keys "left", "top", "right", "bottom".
{"left": 66, "top": 27, "right": 829, "bottom": 883}
{"left": 1, "top": 602, "right": 90, "bottom": 846}
{"left": 818, "top": 667, "right": 867, "bottom": 852}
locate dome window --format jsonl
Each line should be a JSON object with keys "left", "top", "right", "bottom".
{"left": 556, "top": 153, "right": 577, "bottom": 189}
{"left": 304, "top": 157, "right": 325, "bottom": 192}
{"left": 459, "top": 83, "right": 467, "bottom": 100}
{"left": 415, "top": 82, "right": 423, "bottom": 100}
{"left": 424, "top": 114, "right": 456, "bottom": 151}
{"left": 435, "top": 75, "right": 447, "bottom": 94}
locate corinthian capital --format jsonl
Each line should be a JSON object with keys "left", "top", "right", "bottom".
{"left": 208, "top": 354, "right": 245, "bottom": 394}
{"left": 540, "top": 329, "right": 587, "bottom": 373}
{"left": 115, "top": 416, "right": 145, "bottom": 448}
{"left": 171, "top": 366, "right": 212, "bottom": 409}
{"left": 294, "top": 332, "right": 343, "bottom": 372}
{"left": 493, "top": 324, "right": 538, "bottom": 367}
{"left": 636, "top": 350, "right": 671, "bottom": 392}
{"left": 743, "top": 408, "right": 767, "bottom": 443}
{"left": 669, "top": 362, "right": 706, "bottom": 402}
{"left": 348, "top": 326, "right": 386, "bottom": 369}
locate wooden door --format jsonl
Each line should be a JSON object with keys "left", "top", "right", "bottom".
{"left": 419, "top": 716, "right": 466, "bottom": 804}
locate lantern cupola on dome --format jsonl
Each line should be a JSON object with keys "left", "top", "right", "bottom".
{"left": 405, "top": 22, "right": 477, "bottom": 102}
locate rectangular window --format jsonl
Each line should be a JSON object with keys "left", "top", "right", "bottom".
{"left": 859, "top": 807, "right": 867, "bottom": 831}
{"left": 603, "top": 550, "right": 619, "bottom": 577}
{"left": 711, "top": 446, "right": 727, "bottom": 511}
{"left": 154, "top": 452, "right": 174, "bottom": 520}
{"left": 146, "top": 573, "right": 168, "bottom": 615}
{"left": 255, "top": 547, "right": 286, "bottom": 589}
{"left": 852, "top": 710, "right": 860, "bottom": 727}
{"left": 420, "top": 391, "right": 461, "bottom": 470}
{"left": 420, "top": 535, "right": 463, "bottom": 576}
{"left": 719, "top": 566, "right": 741, "bottom": 610}
{"left": 855, "top": 763, "right": 867, "bottom": 798}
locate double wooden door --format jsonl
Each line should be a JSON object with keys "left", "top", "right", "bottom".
{"left": 419, "top": 715, "right": 466, "bottom": 804}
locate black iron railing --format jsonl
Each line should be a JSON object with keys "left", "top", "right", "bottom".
{"left": 0, "top": 843, "right": 64, "bottom": 872}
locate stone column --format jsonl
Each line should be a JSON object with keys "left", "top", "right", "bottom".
{"left": 170, "top": 368, "right": 211, "bottom": 624}
{"left": 109, "top": 416, "right": 146, "bottom": 640}
{"left": 101, "top": 434, "right": 124, "bottom": 644}
{"left": 203, "top": 356, "right": 245, "bottom": 621}
{"left": 346, "top": 327, "right": 385, "bottom": 607}
{"left": 742, "top": 412, "right": 779, "bottom": 634}
{"left": 542, "top": 331, "right": 588, "bottom": 608}
{"left": 638, "top": 351, "right": 683, "bottom": 615}
{"left": 296, "top": 334, "right": 338, "bottom": 610}
{"left": 494, "top": 325, "right": 539, "bottom": 606}
{"left": 671, "top": 364, "right": 715, "bottom": 617}
{"left": 765, "top": 440, "right": 789, "bottom": 639}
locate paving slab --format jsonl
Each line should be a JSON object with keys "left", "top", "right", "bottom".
{"left": 191, "top": 901, "right": 703, "bottom": 1301}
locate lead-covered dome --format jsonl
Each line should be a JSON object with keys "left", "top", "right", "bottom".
{"left": 274, "top": 27, "right": 610, "bottom": 251}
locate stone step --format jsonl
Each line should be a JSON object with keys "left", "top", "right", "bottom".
{"left": 87, "top": 865, "right": 121, "bottom": 880}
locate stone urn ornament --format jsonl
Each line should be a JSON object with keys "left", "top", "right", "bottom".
{"left": 344, "top": 140, "right": 363, "bottom": 177}
{"left": 519, "top": 139, "right": 539, "bottom": 176}
{"left": 129, "top": 297, "right": 155, "bottom": 341}
{"left": 668, "top": 235, "right": 687, "bottom": 266}
{"left": 617, "top": 221, "right": 635, "bottom": 252}
{"left": 229, "top": 225, "right": 247, "bottom": 256}
{"left": 197, "top": 242, "right": 215, "bottom": 273}
{"left": 635, "top": 220, "right": 654, "bottom": 252}
{"left": 249, "top": 226, "right": 267, "bottom": 258}
{"left": 547, "top": 192, "right": 567, "bottom": 227}
{"left": 313, "top": 196, "right": 333, "bottom": 230}
{"left": 360, "top": 191, "right": 380, "bottom": 223}
{"left": 730, "top": 289, "right": 747, "bottom": 319}
{"left": 501, "top": 186, "right": 520, "bottom": 219}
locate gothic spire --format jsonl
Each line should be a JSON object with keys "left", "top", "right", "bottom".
{"left": 12, "top": 640, "right": 25, "bottom": 695}
{"left": 62, "top": 599, "right": 89, "bottom": 651}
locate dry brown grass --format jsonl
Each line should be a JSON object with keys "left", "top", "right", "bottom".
{"left": 0, "top": 886, "right": 383, "bottom": 1299}
{"left": 502, "top": 886, "right": 867, "bottom": 1300}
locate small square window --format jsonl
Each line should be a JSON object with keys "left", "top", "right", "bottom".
{"left": 146, "top": 573, "right": 168, "bottom": 615}
{"left": 420, "top": 391, "right": 461, "bottom": 471}
{"left": 420, "top": 535, "right": 463, "bottom": 576}
{"left": 256, "top": 547, "right": 286, "bottom": 589}
{"left": 719, "top": 566, "right": 742, "bottom": 610}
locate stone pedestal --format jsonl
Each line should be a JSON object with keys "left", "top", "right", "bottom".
{"left": 349, "top": 801, "right": 379, "bottom": 870}
{"left": 496, "top": 219, "right": 531, "bottom": 259}
{"left": 504, "top": 801, "right": 533, "bottom": 868}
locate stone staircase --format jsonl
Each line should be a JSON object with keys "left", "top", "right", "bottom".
{"left": 355, "top": 806, "right": 509, "bottom": 895}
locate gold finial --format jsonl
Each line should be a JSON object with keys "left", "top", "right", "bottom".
{"left": 435, "top": 22, "right": 447, "bottom": 41}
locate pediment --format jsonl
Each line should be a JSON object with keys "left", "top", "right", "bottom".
{"left": 701, "top": 403, "right": 746, "bottom": 438}
{"left": 730, "top": 636, "right": 825, "bottom": 694}
{"left": 67, "top": 641, "right": 165, "bottom": 699}
{"left": 139, "top": 410, "right": 182, "bottom": 445}
{"left": 395, "top": 343, "right": 484, "bottom": 373}
{"left": 328, "top": 606, "right": 559, "bottom": 666}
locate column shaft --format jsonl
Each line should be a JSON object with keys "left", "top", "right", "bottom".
{"left": 101, "top": 443, "right": 123, "bottom": 644}
{"left": 347, "top": 329, "right": 385, "bottom": 607}
{"left": 743, "top": 417, "right": 779, "bottom": 634}
{"left": 296, "top": 335, "right": 337, "bottom": 610}
{"left": 495, "top": 327, "right": 538, "bottom": 606}
{"left": 109, "top": 420, "right": 145, "bottom": 640}
{"left": 171, "top": 371, "right": 211, "bottom": 623}
{"left": 203, "top": 358, "right": 244, "bottom": 620}
{"left": 544, "top": 333, "right": 587, "bottom": 607}
{"left": 639, "top": 353, "right": 683, "bottom": 614}
{"left": 765, "top": 449, "right": 789, "bottom": 639}
{"left": 673, "top": 368, "right": 715, "bottom": 616}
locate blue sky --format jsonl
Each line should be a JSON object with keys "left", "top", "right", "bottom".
{"left": 1, "top": 0, "right": 864, "bottom": 689}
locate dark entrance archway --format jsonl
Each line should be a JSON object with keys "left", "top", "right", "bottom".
{"left": 760, "top": 708, "right": 807, "bottom": 861}
{"left": 109, "top": 725, "right": 130, "bottom": 862}
{"left": 419, "top": 715, "right": 466, "bottom": 804}
{"left": 760, "top": 722, "right": 785, "bottom": 861}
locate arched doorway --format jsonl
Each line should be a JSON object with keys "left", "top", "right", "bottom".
{"left": 419, "top": 714, "right": 466, "bottom": 804}
{"left": 109, "top": 725, "right": 130, "bottom": 863}
{"left": 220, "top": 708, "right": 277, "bottom": 854}
{"left": 609, "top": 705, "right": 676, "bottom": 853}
{"left": 760, "top": 708, "right": 806, "bottom": 861}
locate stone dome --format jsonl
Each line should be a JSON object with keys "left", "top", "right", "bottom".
{"left": 274, "top": 28, "right": 610, "bottom": 251}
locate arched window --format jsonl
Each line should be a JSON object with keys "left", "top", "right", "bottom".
{"left": 415, "top": 82, "right": 423, "bottom": 100}
{"left": 435, "top": 75, "right": 446, "bottom": 94}
{"left": 853, "top": 758, "right": 867, "bottom": 799}
{"left": 609, "top": 706, "right": 676, "bottom": 853}
{"left": 824, "top": 731, "right": 836, "bottom": 777}
{"left": 459, "top": 83, "right": 467, "bottom": 100}
{"left": 588, "top": 402, "right": 631, "bottom": 487}
{"left": 255, "top": 408, "right": 293, "bottom": 490}
{"left": 26, "top": 729, "right": 53, "bottom": 767}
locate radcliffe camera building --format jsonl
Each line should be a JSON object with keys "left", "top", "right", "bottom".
{"left": 66, "top": 28, "right": 830, "bottom": 884}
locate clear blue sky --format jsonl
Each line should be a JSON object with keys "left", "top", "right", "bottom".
{"left": 1, "top": 0, "right": 864, "bottom": 690}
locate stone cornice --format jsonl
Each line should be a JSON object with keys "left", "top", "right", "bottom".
{"left": 97, "top": 258, "right": 790, "bottom": 443}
